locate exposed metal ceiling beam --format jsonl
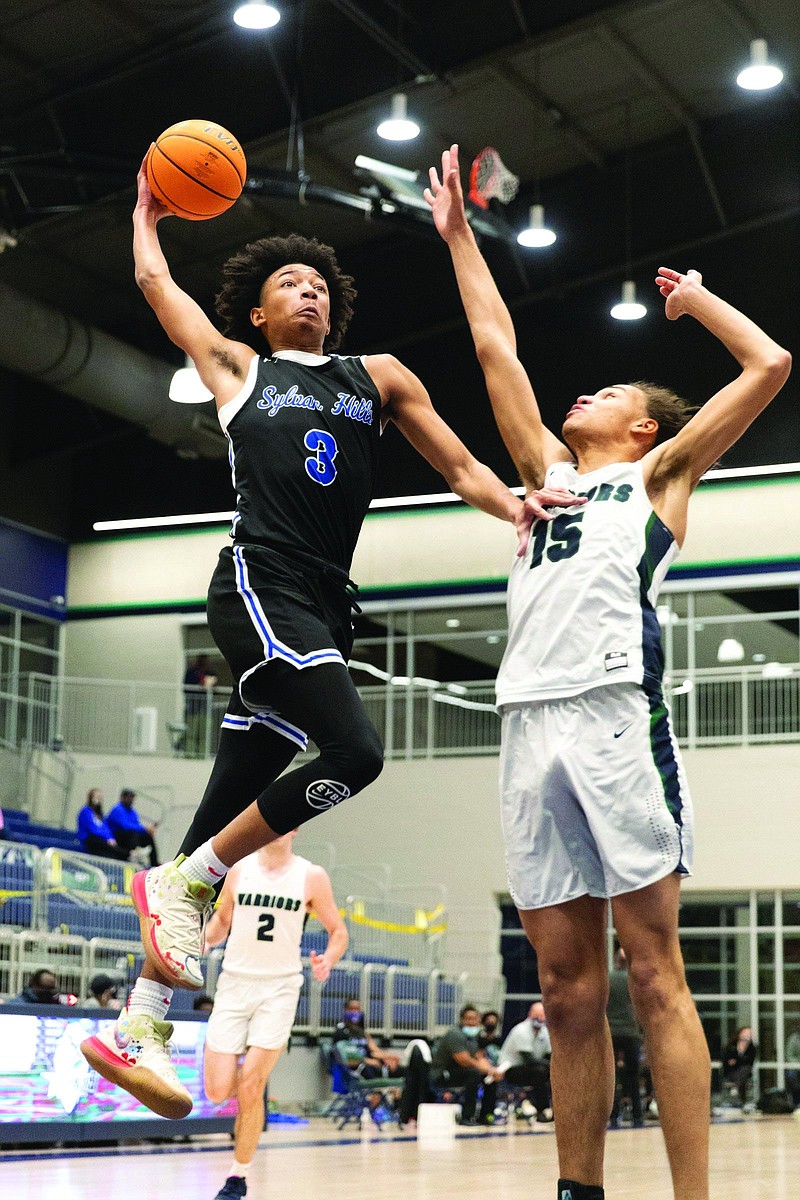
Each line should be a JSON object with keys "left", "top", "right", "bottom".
{"left": 324, "top": 0, "right": 440, "bottom": 81}
{"left": 367, "top": 203, "right": 800, "bottom": 355}
{"left": 599, "top": 21, "right": 728, "bottom": 229}
{"left": 508, "top": 0, "right": 530, "bottom": 38}
{"left": 491, "top": 62, "right": 606, "bottom": 170}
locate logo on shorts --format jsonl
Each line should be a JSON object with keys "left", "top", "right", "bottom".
{"left": 306, "top": 779, "right": 351, "bottom": 810}
{"left": 604, "top": 651, "right": 628, "bottom": 671}
{"left": 614, "top": 723, "right": 632, "bottom": 739}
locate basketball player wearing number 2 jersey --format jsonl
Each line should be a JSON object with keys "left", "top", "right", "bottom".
{"left": 426, "top": 145, "right": 790, "bottom": 1200}
{"left": 202, "top": 833, "right": 345, "bottom": 1199}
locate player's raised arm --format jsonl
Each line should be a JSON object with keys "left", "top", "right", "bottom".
{"left": 646, "top": 268, "right": 791, "bottom": 493}
{"left": 133, "top": 153, "right": 254, "bottom": 406}
{"left": 307, "top": 866, "right": 348, "bottom": 982}
{"left": 424, "top": 144, "right": 571, "bottom": 490}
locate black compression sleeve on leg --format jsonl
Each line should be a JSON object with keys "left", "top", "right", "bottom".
{"left": 178, "top": 726, "right": 298, "bottom": 857}
{"left": 249, "top": 661, "right": 383, "bottom": 835}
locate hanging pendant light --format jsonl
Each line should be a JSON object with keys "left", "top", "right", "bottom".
{"left": 517, "top": 204, "right": 557, "bottom": 247}
{"left": 377, "top": 93, "right": 420, "bottom": 141}
{"left": 736, "top": 39, "right": 783, "bottom": 91}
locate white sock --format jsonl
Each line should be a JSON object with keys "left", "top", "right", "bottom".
{"left": 128, "top": 977, "right": 173, "bottom": 1021}
{"left": 179, "top": 839, "right": 231, "bottom": 886}
{"left": 230, "top": 1160, "right": 251, "bottom": 1178}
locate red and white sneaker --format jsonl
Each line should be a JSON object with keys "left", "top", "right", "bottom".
{"left": 131, "top": 854, "right": 215, "bottom": 990}
{"left": 81, "top": 1007, "right": 192, "bottom": 1120}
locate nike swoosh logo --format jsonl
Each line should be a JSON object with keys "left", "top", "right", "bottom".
{"left": 614, "top": 724, "right": 632, "bottom": 739}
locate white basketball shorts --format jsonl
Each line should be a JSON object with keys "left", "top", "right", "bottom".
{"left": 499, "top": 682, "right": 693, "bottom": 910}
{"left": 205, "top": 970, "right": 303, "bottom": 1054}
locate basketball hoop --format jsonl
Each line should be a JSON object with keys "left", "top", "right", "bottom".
{"left": 468, "top": 147, "right": 520, "bottom": 209}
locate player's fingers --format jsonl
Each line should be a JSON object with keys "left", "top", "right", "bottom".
{"left": 423, "top": 187, "right": 434, "bottom": 207}
{"left": 428, "top": 166, "right": 441, "bottom": 192}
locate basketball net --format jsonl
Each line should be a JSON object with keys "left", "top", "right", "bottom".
{"left": 468, "top": 147, "right": 520, "bottom": 209}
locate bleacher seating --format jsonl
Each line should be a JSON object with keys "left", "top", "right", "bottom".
{"left": 3, "top": 808, "right": 80, "bottom": 853}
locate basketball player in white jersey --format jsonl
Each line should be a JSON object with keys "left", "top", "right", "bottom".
{"left": 203, "top": 831, "right": 346, "bottom": 1200}
{"left": 426, "top": 146, "right": 791, "bottom": 1200}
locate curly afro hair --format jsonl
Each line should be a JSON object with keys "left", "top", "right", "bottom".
{"left": 214, "top": 234, "right": 356, "bottom": 354}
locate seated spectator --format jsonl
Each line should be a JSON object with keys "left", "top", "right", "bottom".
{"left": 14, "top": 968, "right": 64, "bottom": 1004}
{"left": 607, "top": 947, "right": 643, "bottom": 1128}
{"left": 785, "top": 1022, "right": 800, "bottom": 1106}
{"left": 107, "top": 787, "right": 159, "bottom": 865}
{"left": 76, "top": 788, "right": 129, "bottom": 860}
{"left": 83, "top": 973, "right": 123, "bottom": 1010}
{"left": 333, "top": 997, "right": 402, "bottom": 1078}
{"left": 723, "top": 1025, "right": 758, "bottom": 1105}
{"left": 497, "top": 1001, "right": 553, "bottom": 1121}
{"left": 431, "top": 1003, "right": 501, "bottom": 1125}
{"left": 193, "top": 993, "right": 215, "bottom": 1014}
{"left": 478, "top": 1009, "right": 503, "bottom": 1064}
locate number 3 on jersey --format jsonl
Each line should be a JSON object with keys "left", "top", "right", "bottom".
{"left": 304, "top": 429, "right": 338, "bottom": 486}
{"left": 530, "top": 512, "right": 584, "bottom": 569}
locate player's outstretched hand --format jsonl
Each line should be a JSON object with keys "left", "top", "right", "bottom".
{"left": 515, "top": 488, "right": 587, "bottom": 558}
{"left": 310, "top": 950, "right": 331, "bottom": 982}
{"left": 655, "top": 267, "right": 703, "bottom": 321}
{"left": 424, "top": 144, "right": 469, "bottom": 243}
{"left": 135, "top": 149, "right": 173, "bottom": 222}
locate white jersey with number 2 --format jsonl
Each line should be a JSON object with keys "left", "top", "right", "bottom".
{"left": 221, "top": 852, "right": 310, "bottom": 980}
{"left": 497, "top": 460, "right": 680, "bottom": 707}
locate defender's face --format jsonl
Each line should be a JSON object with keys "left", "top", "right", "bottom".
{"left": 562, "top": 384, "right": 648, "bottom": 441}
{"left": 254, "top": 262, "right": 331, "bottom": 343}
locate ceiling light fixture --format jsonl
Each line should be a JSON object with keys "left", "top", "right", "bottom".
{"left": 169, "top": 355, "right": 214, "bottom": 404}
{"left": 233, "top": 1, "right": 280, "bottom": 29}
{"left": 611, "top": 103, "right": 646, "bottom": 322}
{"left": 611, "top": 279, "right": 647, "bottom": 321}
{"left": 736, "top": 39, "right": 783, "bottom": 91}
{"left": 377, "top": 93, "right": 420, "bottom": 141}
{"left": 517, "top": 204, "right": 556, "bottom": 248}
{"left": 445, "top": 618, "right": 461, "bottom": 628}
{"left": 717, "top": 637, "right": 745, "bottom": 663}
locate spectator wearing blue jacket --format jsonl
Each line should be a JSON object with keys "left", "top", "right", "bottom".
{"left": 107, "top": 787, "right": 159, "bottom": 865}
{"left": 77, "top": 789, "right": 128, "bottom": 860}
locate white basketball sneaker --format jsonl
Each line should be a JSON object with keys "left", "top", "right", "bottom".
{"left": 131, "top": 854, "right": 215, "bottom": 990}
{"left": 81, "top": 1007, "right": 193, "bottom": 1120}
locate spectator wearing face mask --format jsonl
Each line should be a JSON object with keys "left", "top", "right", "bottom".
{"left": 478, "top": 1009, "right": 503, "bottom": 1064}
{"left": 431, "top": 1003, "right": 502, "bottom": 1124}
{"left": 497, "top": 1001, "right": 553, "bottom": 1121}
{"left": 332, "top": 996, "right": 402, "bottom": 1078}
{"left": 84, "top": 973, "right": 123, "bottom": 1010}
{"left": 14, "top": 968, "right": 65, "bottom": 1004}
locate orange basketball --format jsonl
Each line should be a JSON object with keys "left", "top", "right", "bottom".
{"left": 146, "top": 120, "right": 247, "bottom": 221}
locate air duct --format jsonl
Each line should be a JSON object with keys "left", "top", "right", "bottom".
{"left": 0, "top": 281, "right": 225, "bottom": 459}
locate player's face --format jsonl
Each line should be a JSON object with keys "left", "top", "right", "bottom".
{"left": 255, "top": 262, "right": 332, "bottom": 347}
{"left": 562, "top": 383, "right": 649, "bottom": 441}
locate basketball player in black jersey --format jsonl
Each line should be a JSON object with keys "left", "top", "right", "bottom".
{"left": 81, "top": 154, "right": 575, "bottom": 1116}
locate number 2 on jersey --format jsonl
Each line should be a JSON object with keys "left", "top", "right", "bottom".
{"left": 304, "top": 429, "right": 338, "bottom": 486}
{"left": 257, "top": 913, "right": 275, "bottom": 942}
{"left": 530, "top": 512, "right": 584, "bottom": 569}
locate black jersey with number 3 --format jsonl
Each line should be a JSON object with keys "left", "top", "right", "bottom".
{"left": 218, "top": 350, "right": 383, "bottom": 573}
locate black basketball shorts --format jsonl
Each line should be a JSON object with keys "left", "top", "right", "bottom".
{"left": 207, "top": 543, "right": 356, "bottom": 750}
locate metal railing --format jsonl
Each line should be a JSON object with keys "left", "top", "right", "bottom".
{"left": 0, "top": 925, "right": 495, "bottom": 1039}
{"left": 0, "top": 842, "right": 450, "bottom": 970}
{"left": 4, "top": 665, "right": 799, "bottom": 761}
